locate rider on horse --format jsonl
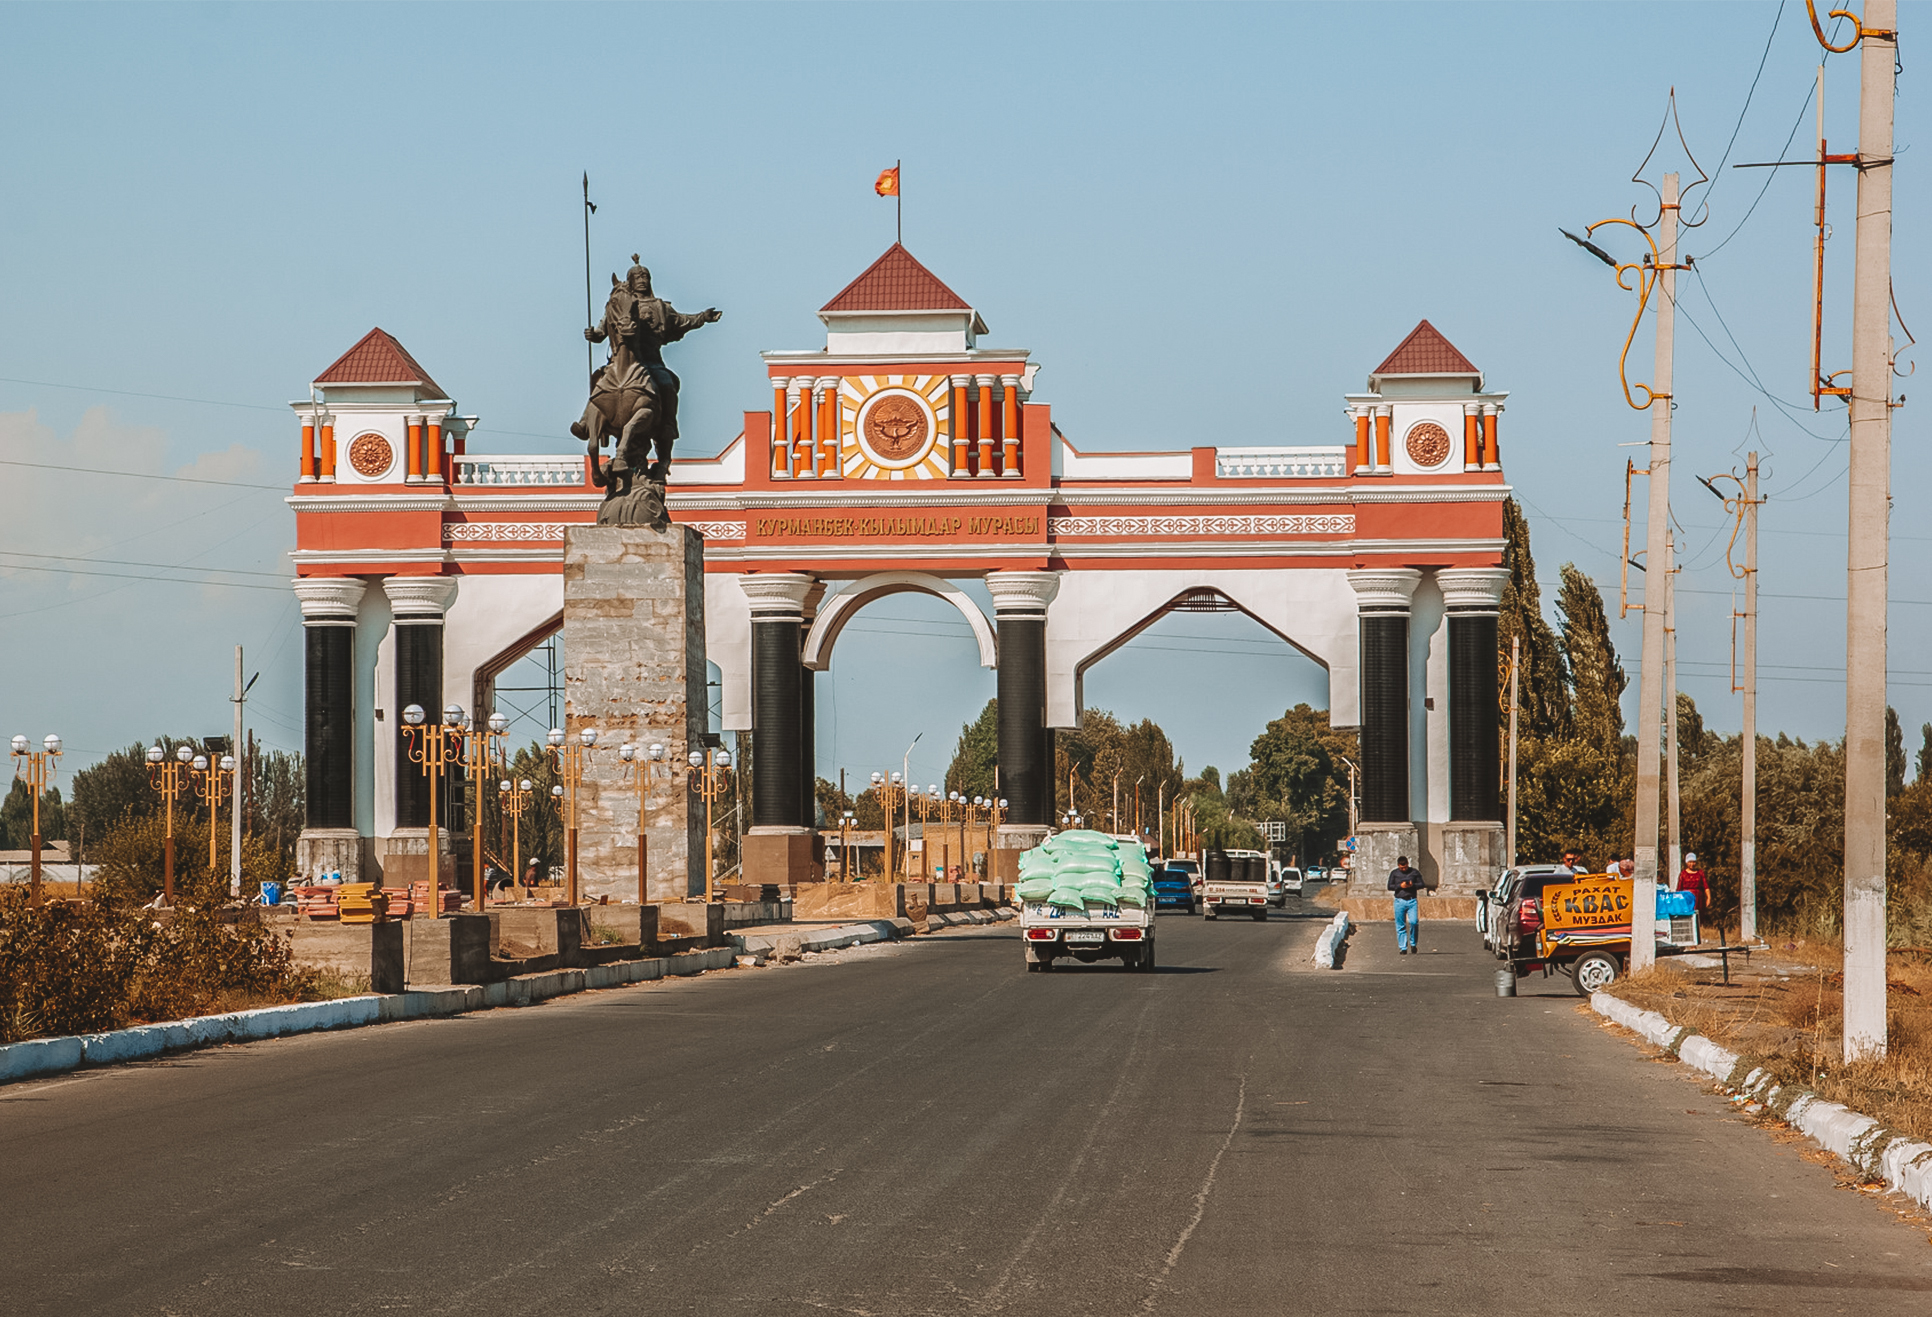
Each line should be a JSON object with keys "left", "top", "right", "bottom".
{"left": 572, "top": 257, "right": 721, "bottom": 489}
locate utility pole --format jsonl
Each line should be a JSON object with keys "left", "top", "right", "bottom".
{"left": 230, "top": 646, "right": 245, "bottom": 898}
{"left": 1741, "top": 452, "right": 1759, "bottom": 941}
{"left": 1628, "top": 171, "right": 1680, "bottom": 973}
{"left": 1665, "top": 531, "right": 1682, "bottom": 886}
{"left": 1841, "top": 0, "right": 1897, "bottom": 1060}
{"left": 1507, "top": 636, "right": 1520, "bottom": 870}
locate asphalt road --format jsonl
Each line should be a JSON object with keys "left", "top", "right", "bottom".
{"left": 6, "top": 894, "right": 1931, "bottom": 1315}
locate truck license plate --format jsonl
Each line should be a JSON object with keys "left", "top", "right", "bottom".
{"left": 1064, "top": 931, "right": 1105, "bottom": 944}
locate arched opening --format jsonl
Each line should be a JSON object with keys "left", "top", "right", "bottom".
{"left": 809, "top": 577, "right": 999, "bottom": 877}
{"left": 1070, "top": 587, "right": 1347, "bottom": 866}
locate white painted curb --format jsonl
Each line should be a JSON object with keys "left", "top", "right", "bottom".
{"left": 1313, "top": 912, "right": 1352, "bottom": 968}
{"left": 1590, "top": 991, "right": 1932, "bottom": 1213}
{"left": 729, "top": 908, "right": 1014, "bottom": 959}
{"left": 0, "top": 945, "right": 739, "bottom": 1088}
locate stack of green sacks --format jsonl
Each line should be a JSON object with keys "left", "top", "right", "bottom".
{"left": 1014, "top": 829, "right": 1155, "bottom": 912}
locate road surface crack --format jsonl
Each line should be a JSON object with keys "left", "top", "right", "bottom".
{"left": 1141, "top": 1070, "right": 1247, "bottom": 1313}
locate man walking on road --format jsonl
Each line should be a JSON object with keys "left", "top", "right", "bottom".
{"left": 1388, "top": 856, "right": 1423, "bottom": 955}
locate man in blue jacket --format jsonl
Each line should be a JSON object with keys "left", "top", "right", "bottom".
{"left": 1387, "top": 856, "right": 1423, "bottom": 955}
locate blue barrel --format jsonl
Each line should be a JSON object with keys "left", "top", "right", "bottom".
{"left": 260, "top": 881, "right": 282, "bottom": 906}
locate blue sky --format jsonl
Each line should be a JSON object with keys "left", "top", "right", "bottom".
{"left": 1, "top": 2, "right": 1924, "bottom": 793}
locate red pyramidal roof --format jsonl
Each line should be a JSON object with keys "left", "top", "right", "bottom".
{"left": 314, "top": 327, "right": 445, "bottom": 395}
{"left": 1373, "top": 320, "right": 1480, "bottom": 377}
{"left": 821, "top": 243, "right": 972, "bottom": 314}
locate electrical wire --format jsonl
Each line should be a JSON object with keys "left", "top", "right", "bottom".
{"left": 0, "top": 458, "right": 286, "bottom": 491}
{"left": 1693, "top": 63, "right": 1823, "bottom": 262}
{"left": 1691, "top": 0, "right": 1788, "bottom": 223}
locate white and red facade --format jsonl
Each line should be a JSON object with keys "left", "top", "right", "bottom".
{"left": 290, "top": 246, "right": 1511, "bottom": 893}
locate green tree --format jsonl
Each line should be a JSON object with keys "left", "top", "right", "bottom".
{"left": 1886, "top": 705, "right": 1906, "bottom": 798}
{"left": 944, "top": 699, "right": 1000, "bottom": 801}
{"left": 1500, "top": 498, "right": 1569, "bottom": 741}
{"left": 69, "top": 742, "right": 169, "bottom": 841}
{"left": 1916, "top": 721, "right": 1932, "bottom": 785}
{"left": 1558, "top": 563, "right": 1625, "bottom": 744}
{"left": 1242, "top": 704, "right": 1356, "bottom": 862}
{"left": 1, "top": 781, "right": 64, "bottom": 850}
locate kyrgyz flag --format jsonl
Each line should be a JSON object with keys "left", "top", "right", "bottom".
{"left": 874, "top": 166, "right": 900, "bottom": 196}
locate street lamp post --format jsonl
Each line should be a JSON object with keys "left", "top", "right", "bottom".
{"left": 688, "top": 748, "right": 732, "bottom": 900}
{"left": 619, "top": 742, "right": 669, "bottom": 904}
{"left": 839, "top": 809, "right": 856, "bottom": 880}
{"left": 10, "top": 734, "right": 61, "bottom": 906}
{"left": 146, "top": 742, "right": 193, "bottom": 905}
{"left": 188, "top": 750, "right": 238, "bottom": 880}
{"left": 400, "top": 703, "right": 464, "bottom": 919}
{"left": 499, "top": 777, "right": 534, "bottom": 894}
{"left": 548, "top": 725, "right": 600, "bottom": 905}
{"left": 453, "top": 710, "right": 508, "bottom": 910}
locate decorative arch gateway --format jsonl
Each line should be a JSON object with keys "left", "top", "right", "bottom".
{"left": 286, "top": 254, "right": 1511, "bottom": 894}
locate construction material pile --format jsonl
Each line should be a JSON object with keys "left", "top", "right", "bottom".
{"left": 1013, "top": 830, "right": 1153, "bottom": 910}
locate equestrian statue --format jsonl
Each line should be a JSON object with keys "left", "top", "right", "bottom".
{"left": 572, "top": 256, "right": 721, "bottom": 525}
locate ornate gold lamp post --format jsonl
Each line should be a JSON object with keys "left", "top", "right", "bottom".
{"left": 451, "top": 710, "right": 508, "bottom": 910}
{"left": 618, "top": 741, "right": 670, "bottom": 904}
{"left": 499, "top": 776, "right": 533, "bottom": 894}
{"left": 400, "top": 703, "right": 465, "bottom": 919}
{"left": 688, "top": 747, "right": 732, "bottom": 900}
{"left": 188, "top": 750, "right": 237, "bottom": 879}
{"left": 913, "top": 785, "right": 944, "bottom": 878}
{"left": 869, "top": 770, "right": 905, "bottom": 880}
{"left": 547, "top": 725, "right": 600, "bottom": 905}
{"left": 10, "top": 734, "right": 61, "bottom": 906}
{"left": 146, "top": 742, "right": 193, "bottom": 904}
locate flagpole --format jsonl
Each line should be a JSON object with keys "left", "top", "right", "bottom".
{"left": 582, "top": 172, "right": 596, "bottom": 386}
{"left": 896, "top": 158, "right": 902, "bottom": 245}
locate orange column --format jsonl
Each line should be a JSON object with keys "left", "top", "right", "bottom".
{"left": 405, "top": 417, "right": 424, "bottom": 483}
{"left": 950, "top": 376, "right": 971, "bottom": 475}
{"left": 299, "top": 417, "right": 317, "bottom": 483}
{"left": 791, "top": 380, "right": 814, "bottom": 478}
{"left": 427, "top": 417, "right": 444, "bottom": 484}
{"left": 975, "top": 375, "right": 996, "bottom": 476}
{"left": 318, "top": 416, "right": 336, "bottom": 481}
{"left": 1373, "top": 407, "right": 1392, "bottom": 472}
{"left": 1482, "top": 405, "right": 1500, "bottom": 469}
{"left": 1353, "top": 408, "right": 1371, "bottom": 472}
{"left": 1463, "top": 406, "right": 1480, "bottom": 468}
{"left": 817, "top": 378, "right": 840, "bottom": 478}
{"left": 771, "top": 380, "right": 790, "bottom": 478}
{"left": 1000, "top": 375, "right": 1021, "bottom": 476}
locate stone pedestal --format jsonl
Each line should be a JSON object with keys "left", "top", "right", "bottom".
{"left": 563, "top": 525, "right": 707, "bottom": 904}
{"left": 743, "top": 827, "right": 820, "bottom": 886}
{"left": 407, "top": 913, "right": 493, "bottom": 985}
{"left": 295, "top": 826, "right": 364, "bottom": 884}
{"left": 289, "top": 920, "right": 403, "bottom": 993}
{"left": 1436, "top": 822, "right": 1505, "bottom": 895}
{"left": 375, "top": 827, "right": 454, "bottom": 891}
{"left": 1350, "top": 821, "right": 1420, "bottom": 897}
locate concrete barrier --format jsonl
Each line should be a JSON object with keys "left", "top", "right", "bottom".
{"left": 1590, "top": 991, "right": 1932, "bottom": 1214}
{"left": 0, "top": 946, "right": 741, "bottom": 1089}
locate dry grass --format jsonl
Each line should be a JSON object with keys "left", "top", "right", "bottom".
{"left": 1609, "top": 942, "right": 1932, "bottom": 1145}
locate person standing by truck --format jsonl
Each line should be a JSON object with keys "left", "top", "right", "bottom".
{"left": 1387, "top": 856, "right": 1423, "bottom": 955}
{"left": 1676, "top": 853, "right": 1710, "bottom": 913}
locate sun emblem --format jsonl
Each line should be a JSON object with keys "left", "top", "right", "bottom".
{"left": 347, "top": 431, "right": 395, "bottom": 479}
{"left": 1404, "top": 422, "right": 1452, "bottom": 468}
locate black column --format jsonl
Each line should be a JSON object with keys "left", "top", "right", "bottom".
{"left": 751, "top": 612, "right": 804, "bottom": 829}
{"left": 1359, "top": 611, "right": 1410, "bottom": 823}
{"left": 799, "top": 662, "right": 817, "bottom": 826}
{"left": 1449, "top": 611, "right": 1501, "bottom": 820}
{"left": 393, "top": 618, "right": 443, "bottom": 828}
{"left": 304, "top": 622, "right": 354, "bottom": 830}
{"left": 996, "top": 614, "right": 1049, "bottom": 826}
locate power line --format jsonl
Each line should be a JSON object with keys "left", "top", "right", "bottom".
{"left": 0, "top": 548, "right": 286, "bottom": 579}
{"left": 0, "top": 561, "right": 287, "bottom": 591}
{"left": 0, "top": 458, "right": 286, "bottom": 491}
{"left": 1691, "top": 0, "right": 1788, "bottom": 223}
{"left": 0, "top": 375, "right": 288, "bottom": 413}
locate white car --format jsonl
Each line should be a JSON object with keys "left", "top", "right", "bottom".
{"left": 1280, "top": 866, "right": 1304, "bottom": 895}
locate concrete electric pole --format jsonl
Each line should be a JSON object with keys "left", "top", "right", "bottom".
{"left": 230, "top": 646, "right": 245, "bottom": 898}
{"left": 1628, "top": 172, "right": 1680, "bottom": 973}
{"left": 1507, "top": 635, "right": 1520, "bottom": 871}
{"left": 1741, "top": 452, "right": 1759, "bottom": 941}
{"left": 1841, "top": 1, "right": 1897, "bottom": 1060}
{"left": 1665, "top": 530, "right": 1682, "bottom": 887}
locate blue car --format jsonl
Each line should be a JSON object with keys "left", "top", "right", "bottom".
{"left": 1152, "top": 864, "right": 1198, "bottom": 914}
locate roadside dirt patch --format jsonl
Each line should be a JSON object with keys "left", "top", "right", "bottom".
{"left": 1608, "top": 943, "right": 1932, "bottom": 1145}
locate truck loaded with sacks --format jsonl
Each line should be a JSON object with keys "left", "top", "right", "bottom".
{"left": 1015, "top": 830, "right": 1157, "bottom": 973}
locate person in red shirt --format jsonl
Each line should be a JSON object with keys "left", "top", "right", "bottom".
{"left": 1676, "top": 853, "right": 1710, "bottom": 913}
